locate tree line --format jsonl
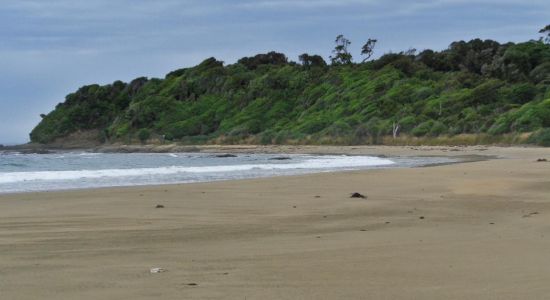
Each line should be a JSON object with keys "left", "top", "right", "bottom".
{"left": 30, "top": 25, "right": 550, "bottom": 146}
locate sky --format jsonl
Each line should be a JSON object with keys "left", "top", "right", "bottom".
{"left": 0, "top": 0, "right": 549, "bottom": 144}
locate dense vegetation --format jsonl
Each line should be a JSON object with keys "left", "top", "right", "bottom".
{"left": 31, "top": 30, "right": 550, "bottom": 146}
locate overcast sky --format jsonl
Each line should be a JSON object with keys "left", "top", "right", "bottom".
{"left": 0, "top": 0, "right": 548, "bottom": 144}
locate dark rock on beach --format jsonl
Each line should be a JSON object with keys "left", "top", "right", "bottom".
{"left": 522, "top": 212, "right": 539, "bottom": 218}
{"left": 350, "top": 192, "right": 367, "bottom": 199}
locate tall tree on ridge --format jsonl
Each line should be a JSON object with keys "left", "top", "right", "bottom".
{"left": 361, "top": 38, "right": 378, "bottom": 62}
{"left": 540, "top": 24, "right": 550, "bottom": 44}
{"left": 330, "top": 35, "right": 353, "bottom": 65}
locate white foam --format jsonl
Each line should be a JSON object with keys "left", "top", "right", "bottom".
{"left": 77, "top": 152, "right": 102, "bottom": 157}
{"left": 0, "top": 155, "right": 393, "bottom": 184}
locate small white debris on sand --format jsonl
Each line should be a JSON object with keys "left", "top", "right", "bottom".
{"left": 150, "top": 267, "right": 166, "bottom": 274}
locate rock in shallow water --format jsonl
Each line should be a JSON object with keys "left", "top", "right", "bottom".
{"left": 269, "top": 156, "right": 291, "bottom": 160}
{"left": 215, "top": 154, "right": 237, "bottom": 158}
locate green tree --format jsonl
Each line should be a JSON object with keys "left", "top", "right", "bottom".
{"left": 361, "top": 38, "right": 377, "bottom": 62}
{"left": 138, "top": 128, "right": 151, "bottom": 143}
{"left": 540, "top": 25, "right": 550, "bottom": 44}
{"left": 330, "top": 35, "right": 352, "bottom": 65}
{"left": 298, "top": 53, "right": 327, "bottom": 68}
{"left": 238, "top": 52, "right": 288, "bottom": 70}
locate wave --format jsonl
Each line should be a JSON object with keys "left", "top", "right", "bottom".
{"left": 0, "top": 155, "right": 393, "bottom": 184}
{"left": 1, "top": 163, "right": 27, "bottom": 167}
{"left": 77, "top": 152, "right": 102, "bottom": 156}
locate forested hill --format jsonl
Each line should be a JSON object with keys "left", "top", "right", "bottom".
{"left": 30, "top": 34, "right": 550, "bottom": 147}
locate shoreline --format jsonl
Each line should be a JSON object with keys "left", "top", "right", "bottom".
{"left": 1, "top": 146, "right": 549, "bottom": 299}
{"left": 0, "top": 156, "right": 476, "bottom": 197}
{"left": 2, "top": 142, "right": 521, "bottom": 157}
{"left": 0, "top": 146, "right": 491, "bottom": 196}
{"left": 2, "top": 141, "right": 543, "bottom": 154}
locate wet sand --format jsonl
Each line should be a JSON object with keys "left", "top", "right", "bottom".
{"left": 1, "top": 146, "right": 549, "bottom": 299}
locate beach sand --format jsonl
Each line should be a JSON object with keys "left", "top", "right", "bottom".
{"left": 1, "top": 146, "right": 549, "bottom": 299}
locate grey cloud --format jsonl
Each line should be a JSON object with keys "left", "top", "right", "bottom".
{"left": 0, "top": 0, "right": 548, "bottom": 143}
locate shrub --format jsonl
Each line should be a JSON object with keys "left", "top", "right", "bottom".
{"left": 364, "top": 117, "right": 383, "bottom": 144}
{"left": 528, "top": 128, "right": 550, "bottom": 147}
{"left": 510, "top": 83, "right": 537, "bottom": 104}
{"left": 512, "top": 109, "right": 542, "bottom": 132}
{"left": 168, "top": 117, "right": 208, "bottom": 138}
{"left": 488, "top": 118, "right": 511, "bottom": 135}
{"left": 164, "top": 133, "right": 174, "bottom": 141}
{"left": 529, "top": 62, "right": 550, "bottom": 83}
{"left": 138, "top": 128, "right": 151, "bottom": 143}
{"left": 298, "top": 117, "right": 329, "bottom": 134}
{"left": 429, "top": 121, "right": 448, "bottom": 136}
{"left": 354, "top": 124, "right": 369, "bottom": 143}
{"left": 398, "top": 116, "right": 417, "bottom": 132}
{"left": 412, "top": 120, "right": 434, "bottom": 137}
{"left": 260, "top": 130, "right": 275, "bottom": 144}
{"left": 324, "top": 120, "right": 352, "bottom": 137}
{"left": 227, "top": 125, "right": 249, "bottom": 137}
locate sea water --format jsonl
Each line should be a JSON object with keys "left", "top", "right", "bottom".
{"left": 0, "top": 151, "right": 455, "bottom": 193}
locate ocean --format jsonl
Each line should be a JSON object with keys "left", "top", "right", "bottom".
{"left": 0, "top": 151, "right": 455, "bottom": 193}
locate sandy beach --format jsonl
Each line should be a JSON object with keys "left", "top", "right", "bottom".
{"left": 1, "top": 145, "right": 549, "bottom": 299}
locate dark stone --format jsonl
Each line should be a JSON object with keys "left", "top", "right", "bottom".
{"left": 350, "top": 192, "right": 366, "bottom": 199}
{"left": 523, "top": 212, "right": 539, "bottom": 218}
{"left": 156, "top": 204, "right": 165, "bottom": 208}
{"left": 269, "top": 156, "right": 291, "bottom": 160}
{"left": 20, "top": 149, "right": 53, "bottom": 154}
{"left": 419, "top": 216, "right": 425, "bottom": 219}
{"left": 215, "top": 154, "right": 237, "bottom": 158}
{"left": 536, "top": 158, "right": 547, "bottom": 162}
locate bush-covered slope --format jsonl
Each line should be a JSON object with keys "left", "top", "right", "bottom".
{"left": 30, "top": 39, "right": 550, "bottom": 146}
